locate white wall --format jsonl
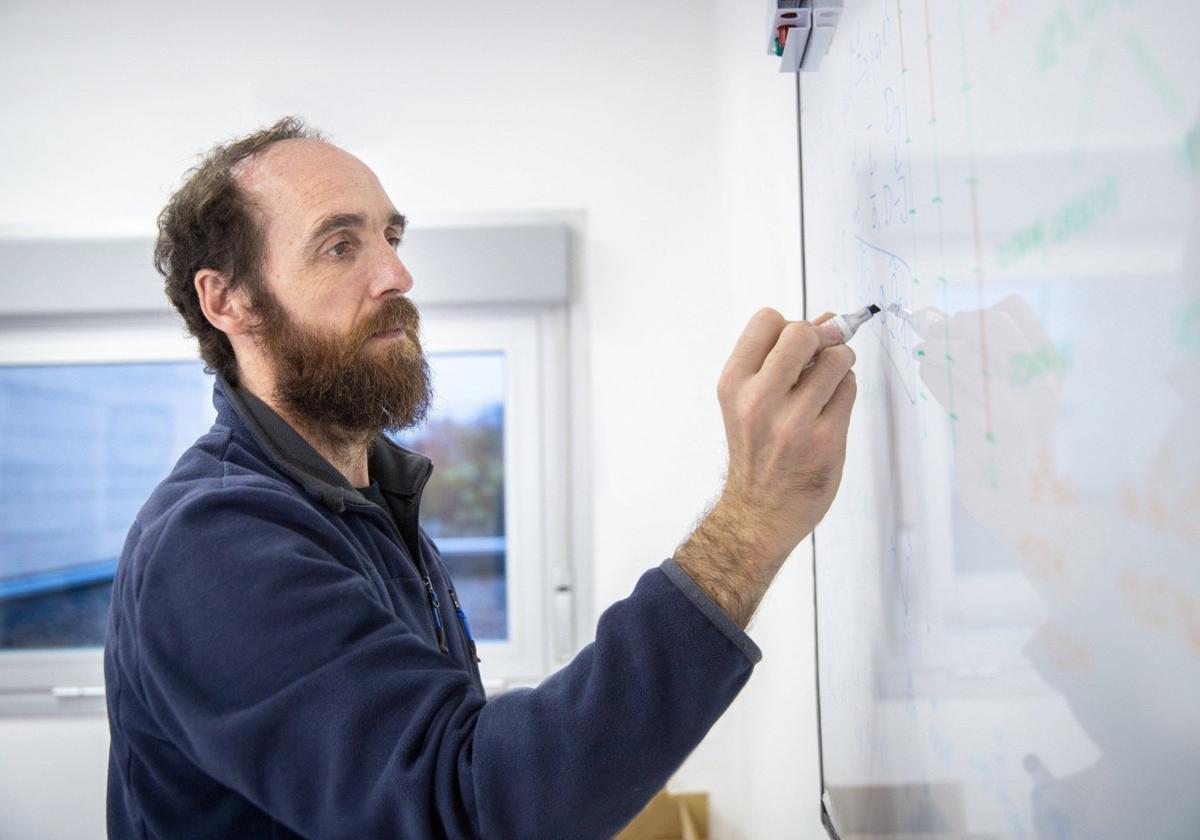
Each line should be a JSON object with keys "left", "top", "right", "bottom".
{"left": 0, "top": 1, "right": 821, "bottom": 836}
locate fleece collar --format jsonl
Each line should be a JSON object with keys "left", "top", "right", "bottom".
{"left": 212, "top": 375, "right": 433, "bottom": 514}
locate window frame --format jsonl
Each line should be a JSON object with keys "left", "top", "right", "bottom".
{"left": 417, "top": 305, "right": 568, "bottom": 683}
{"left": 0, "top": 313, "right": 198, "bottom": 716}
{"left": 0, "top": 304, "right": 572, "bottom": 714}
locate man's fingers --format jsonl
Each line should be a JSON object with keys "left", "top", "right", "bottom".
{"left": 759, "top": 321, "right": 822, "bottom": 394}
{"left": 794, "top": 344, "right": 856, "bottom": 415}
{"left": 814, "top": 318, "right": 850, "bottom": 350}
{"left": 722, "top": 308, "right": 789, "bottom": 382}
{"left": 810, "top": 311, "right": 845, "bottom": 350}
{"left": 721, "top": 309, "right": 850, "bottom": 408}
{"left": 820, "top": 368, "right": 858, "bottom": 424}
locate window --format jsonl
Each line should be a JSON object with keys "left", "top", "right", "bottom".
{"left": 0, "top": 361, "right": 215, "bottom": 651}
{"left": 390, "top": 353, "right": 508, "bottom": 640}
{"left": 412, "top": 309, "right": 568, "bottom": 681}
{"left": 0, "top": 304, "right": 571, "bottom": 712}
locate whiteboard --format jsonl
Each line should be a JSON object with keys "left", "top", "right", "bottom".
{"left": 801, "top": 2, "right": 1200, "bottom": 838}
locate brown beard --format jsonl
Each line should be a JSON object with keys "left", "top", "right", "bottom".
{"left": 248, "top": 286, "right": 432, "bottom": 442}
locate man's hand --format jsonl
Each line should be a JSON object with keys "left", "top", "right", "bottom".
{"left": 674, "top": 308, "right": 857, "bottom": 628}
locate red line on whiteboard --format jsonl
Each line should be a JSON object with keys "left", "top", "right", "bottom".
{"left": 967, "top": 178, "right": 994, "bottom": 439}
{"left": 922, "top": 0, "right": 936, "bottom": 121}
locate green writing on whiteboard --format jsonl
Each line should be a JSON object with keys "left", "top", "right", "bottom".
{"left": 997, "top": 221, "right": 1046, "bottom": 269}
{"left": 1176, "top": 303, "right": 1200, "bottom": 352}
{"left": 1034, "top": 0, "right": 1114, "bottom": 76}
{"left": 1124, "top": 32, "right": 1185, "bottom": 117}
{"left": 997, "top": 175, "right": 1119, "bottom": 268}
{"left": 1048, "top": 174, "right": 1118, "bottom": 241}
{"left": 1009, "top": 342, "right": 1074, "bottom": 385}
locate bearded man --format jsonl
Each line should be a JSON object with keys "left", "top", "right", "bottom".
{"left": 103, "top": 116, "right": 858, "bottom": 839}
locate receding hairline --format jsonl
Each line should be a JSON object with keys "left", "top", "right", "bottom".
{"left": 229, "top": 137, "right": 385, "bottom": 233}
{"left": 223, "top": 138, "right": 402, "bottom": 277}
{"left": 229, "top": 136, "right": 357, "bottom": 184}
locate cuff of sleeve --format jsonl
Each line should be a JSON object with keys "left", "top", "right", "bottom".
{"left": 659, "top": 557, "right": 763, "bottom": 665}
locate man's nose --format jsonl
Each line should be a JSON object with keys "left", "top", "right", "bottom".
{"left": 369, "top": 242, "right": 414, "bottom": 298}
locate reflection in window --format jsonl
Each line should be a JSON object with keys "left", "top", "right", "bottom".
{"left": 0, "top": 363, "right": 216, "bottom": 649}
{"left": 390, "top": 352, "right": 508, "bottom": 641}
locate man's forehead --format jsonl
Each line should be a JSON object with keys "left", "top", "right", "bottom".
{"left": 236, "top": 138, "right": 358, "bottom": 187}
{"left": 236, "top": 139, "right": 393, "bottom": 236}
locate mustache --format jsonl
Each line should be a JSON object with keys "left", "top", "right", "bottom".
{"left": 352, "top": 297, "right": 421, "bottom": 345}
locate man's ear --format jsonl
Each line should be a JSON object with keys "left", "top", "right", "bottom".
{"left": 195, "top": 269, "right": 253, "bottom": 337}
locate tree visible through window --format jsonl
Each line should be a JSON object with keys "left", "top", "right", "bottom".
{"left": 390, "top": 352, "right": 508, "bottom": 641}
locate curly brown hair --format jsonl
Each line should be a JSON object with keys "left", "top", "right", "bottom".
{"left": 154, "top": 116, "right": 326, "bottom": 384}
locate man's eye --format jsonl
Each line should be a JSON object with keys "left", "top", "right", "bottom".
{"left": 329, "top": 241, "right": 353, "bottom": 257}
{"left": 388, "top": 236, "right": 403, "bottom": 249}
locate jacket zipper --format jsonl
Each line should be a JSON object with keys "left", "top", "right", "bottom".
{"left": 447, "top": 585, "right": 481, "bottom": 663}
{"left": 422, "top": 574, "right": 450, "bottom": 654}
{"left": 353, "top": 502, "right": 449, "bottom": 654}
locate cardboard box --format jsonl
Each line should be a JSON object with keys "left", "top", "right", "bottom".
{"left": 615, "top": 790, "right": 708, "bottom": 840}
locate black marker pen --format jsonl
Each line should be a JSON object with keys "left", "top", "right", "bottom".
{"left": 803, "top": 304, "right": 881, "bottom": 370}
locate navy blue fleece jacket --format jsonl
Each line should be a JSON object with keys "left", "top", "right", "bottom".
{"left": 104, "top": 377, "right": 762, "bottom": 839}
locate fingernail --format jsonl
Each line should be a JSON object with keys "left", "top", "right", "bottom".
{"left": 817, "top": 321, "right": 844, "bottom": 344}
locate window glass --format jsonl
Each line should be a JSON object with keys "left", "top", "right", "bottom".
{"left": 389, "top": 352, "right": 508, "bottom": 641}
{"left": 0, "top": 363, "right": 215, "bottom": 649}
{"left": 0, "top": 352, "right": 508, "bottom": 650}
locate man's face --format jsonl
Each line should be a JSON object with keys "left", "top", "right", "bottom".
{"left": 235, "top": 139, "right": 431, "bottom": 438}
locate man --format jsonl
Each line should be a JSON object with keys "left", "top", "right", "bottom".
{"left": 104, "top": 116, "right": 857, "bottom": 839}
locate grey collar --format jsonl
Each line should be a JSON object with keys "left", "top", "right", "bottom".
{"left": 217, "top": 376, "right": 433, "bottom": 514}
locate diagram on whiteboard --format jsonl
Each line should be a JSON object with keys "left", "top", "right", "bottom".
{"left": 802, "top": 2, "right": 1200, "bottom": 838}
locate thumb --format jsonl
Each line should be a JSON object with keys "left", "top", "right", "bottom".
{"left": 815, "top": 317, "right": 846, "bottom": 348}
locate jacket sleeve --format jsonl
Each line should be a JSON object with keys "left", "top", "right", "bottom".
{"left": 131, "top": 485, "right": 761, "bottom": 839}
